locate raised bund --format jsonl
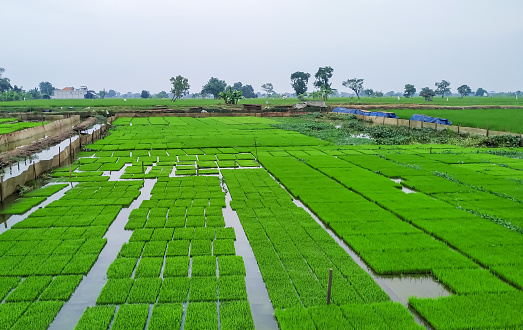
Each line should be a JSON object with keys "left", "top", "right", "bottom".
{"left": 0, "top": 115, "right": 81, "bottom": 145}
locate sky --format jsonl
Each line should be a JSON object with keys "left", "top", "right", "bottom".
{"left": 1, "top": 0, "right": 522, "bottom": 95}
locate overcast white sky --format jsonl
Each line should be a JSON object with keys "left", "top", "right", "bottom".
{"left": 1, "top": 0, "right": 522, "bottom": 95}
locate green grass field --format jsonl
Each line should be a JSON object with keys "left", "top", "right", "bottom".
{"left": 0, "top": 96, "right": 521, "bottom": 110}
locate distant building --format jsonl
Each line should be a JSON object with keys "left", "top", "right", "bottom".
{"left": 53, "top": 86, "right": 96, "bottom": 99}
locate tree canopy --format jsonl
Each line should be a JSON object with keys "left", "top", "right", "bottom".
{"left": 170, "top": 75, "right": 190, "bottom": 101}
{"left": 39, "top": 81, "right": 54, "bottom": 96}
{"left": 0, "top": 68, "right": 11, "bottom": 93}
{"left": 290, "top": 71, "right": 310, "bottom": 96}
{"left": 231, "top": 82, "right": 257, "bottom": 98}
{"left": 435, "top": 80, "right": 451, "bottom": 98}
{"left": 420, "top": 87, "right": 436, "bottom": 101}
{"left": 261, "top": 83, "right": 274, "bottom": 96}
{"left": 403, "top": 84, "right": 416, "bottom": 98}
{"left": 140, "top": 90, "right": 151, "bottom": 98}
{"left": 457, "top": 84, "right": 472, "bottom": 98}
{"left": 475, "top": 87, "right": 487, "bottom": 97}
{"left": 314, "top": 67, "right": 333, "bottom": 89}
{"left": 201, "top": 77, "right": 226, "bottom": 99}
{"left": 342, "top": 78, "right": 364, "bottom": 99}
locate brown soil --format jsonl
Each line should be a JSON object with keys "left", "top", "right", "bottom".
{"left": 0, "top": 117, "right": 97, "bottom": 168}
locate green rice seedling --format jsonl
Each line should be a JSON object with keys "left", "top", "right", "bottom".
{"left": 107, "top": 258, "right": 138, "bottom": 278}
{"left": 110, "top": 304, "right": 149, "bottom": 330}
{"left": 220, "top": 300, "right": 255, "bottom": 330}
{"left": 185, "top": 216, "right": 205, "bottom": 227}
{"left": 148, "top": 303, "right": 183, "bottom": 330}
{"left": 151, "top": 228, "right": 174, "bottom": 241}
{"left": 205, "top": 215, "right": 225, "bottom": 227}
{"left": 96, "top": 278, "right": 134, "bottom": 304}
{"left": 0, "top": 256, "right": 24, "bottom": 276}
{"left": 165, "top": 215, "right": 186, "bottom": 228}
{"left": 74, "top": 305, "right": 116, "bottom": 330}
{"left": 27, "top": 240, "right": 62, "bottom": 256}
{"left": 218, "top": 256, "right": 246, "bottom": 276}
{"left": 166, "top": 240, "right": 190, "bottom": 256}
{"left": 163, "top": 257, "right": 190, "bottom": 277}
{"left": 5, "top": 276, "right": 52, "bottom": 302}
{"left": 194, "top": 227, "right": 215, "bottom": 240}
{"left": 0, "top": 302, "right": 31, "bottom": 330}
{"left": 184, "top": 302, "right": 217, "bottom": 329}
{"left": 39, "top": 275, "right": 83, "bottom": 301}
{"left": 142, "top": 241, "right": 167, "bottom": 257}
{"left": 264, "top": 279, "right": 301, "bottom": 309}
{"left": 0, "top": 277, "right": 21, "bottom": 301}
{"left": 10, "top": 301, "right": 64, "bottom": 330}
{"left": 0, "top": 228, "right": 25, "bottom": 241}
{"left": 339, "top": 303, "right": 389, "bottom": 329}
{"left": 53, "top": 239, "right": 85, "bottom": 254}
{"left": 0, "top": 241, "right": 19, "bottom": 257}
{"left": 433, "top": 268, "right": 515, "bottom": 294}
{"left": 0, "top": 197, "right": 46, "bottom": 214}
{"left": 218, "top": 276, "right": 247, "bottom": 301}
{"left": 61, "top": 253, "right": 99, "bottom": 275}
{"left": 199, "top": 169, "right": 219, "bottom": 175}
{"left": 24, "top": 184, "right": 68, "bottom": 197}
{"left": 308, "top": 304, "right": 354, "bottom": 329}
{"left": 134, "top": 257, "right": 163, "bottom": 278}
{"left": 215, "top": 227, "right": 235, "bottom": 240}
{"left": 128, "top": 278, "right": 162, "bottom": 303}
{"left": 172, "top": 227, "right": 194, "bottom": 240}
{"left": 129, "top": 228, "right": 153, "bottom": 241}
{"left": 35, "top": 254, "right": 74, "bottom": 275}
{"left": 191, "top": 256, "right": 216, "bottom": 277}
{"left": 237, "top": 160, "right": 259, "bottom": 167}
{"left": 274, "top": 306, "right": 316, "bottom": 330}
{"left": 61, "top": 227, "right": 87, "bottom": 240}
{"left": 190, "top": 240, "right": 212, "bottom": 256}
{"left": 158, "top": 277, "right": 190, "bottom": 303}
{"left": 144, "top": 216, "right": 166, "bottom": 228}
{"left": 213, "top": 239, "right": 235, "bottom": 256}
{"left": 189, "top": 276, "right": 217, "bottom": 302}
{"left": 77, "top": 239, "right": 107, "bottom": 254}
{"left": 4, "top": 240, "right": 39, "bottom": 256}
{"left": 118, "top": 242, "right": 145, "bottom": 258}
{"left": 10, "top": 255, "right": 46, "bottom": 276}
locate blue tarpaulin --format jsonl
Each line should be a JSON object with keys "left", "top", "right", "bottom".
{"left": 410, "top": 114, "right": 452, "bottom": 125}
{"left": 333, "top": 107, "right": 399, "bottom": 119}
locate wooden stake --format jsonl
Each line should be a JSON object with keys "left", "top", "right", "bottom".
{"left": 487, "top": 121, "right": 490, "bottom": 137}
{"left": 69, "top": 164, "right": 72, "bottom": 178}
{"left": 58, "top": 147, "right": 61, "bottom": 165}
{"left": 327, "top": 268, "right": 333, "bottom": 305}
{"left": 142, "top": 161, "right": 144, "bottom": 173}
{"left": 33, "top": 163, "right": 37, "bottom": 180}
{"left": 1, "top": 176, "right": 4, "bottom": 202}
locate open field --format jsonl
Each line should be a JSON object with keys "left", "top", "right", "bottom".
{"left": 0, "top": 116, "right": 521, "bottom": 329}
{"left": 0, "top": 96, "right": 521, "bottom": 110}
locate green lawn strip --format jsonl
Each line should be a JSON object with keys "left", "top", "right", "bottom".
{"left": 5, "top": 276, "right": 52, "bottom": 302}
{"left": 148, "top": 303, "right": 183, "bottom": 330}
{"left": 24, "top": 184, "right": 68, "bottom": 197}
{"left": 128, "top": 278, "right": 162, "bottom": 303}
{"left": 218, "top": 256, "right": 246, "bottom": 276}
{"left": 409, "top": 291, "right": 523, "bottom": 329}
{"left": 0, "top": 302, "right": 31, "bottom": 330}
{"left": 215, "top": 227, "right": 236, "bottom": 240}
{"left": 111, "top": 304, "right": 149, "bottom": 330}
{"left": 218, "top": 276, "right": 247, "bottom": 301}
{"left": 166, "top": 240, "right": 190, "bottom": 256}
{"left": 74, "top": 305, "right": 116, "bottom": 330}
{"left": 118, "top": 241, "right": 145, "bottom": 258}
{"left": 134, "top": 257, "right": 163, "bottom": 278}
{"left": 433, "top": 268, "right": 516, "bottom": 294}
{"left": 61, "top": 253, "right": 99, "bottom": 275}
{"left": 220, "top": 300, "right": 255, "bottom": 330}
{"left": 184, "top": 302, "right": 218, "bottom": 329}
{"left": 213, "top": 239, "right": 235, "bottom": 256}
{"left": 10, "top": 301, "right": 64, "bottom": 330}
{"left": 191, "top": 256, "right": 216, "bottom": 277}
{"left": 158, "top": 277, "right": 190, "bottom": 303}
{"left": 107, "top": 258, "right": 138, "bottom": 278}
{"left": 189, "top": 276, "right": 217, "bottom": 302}
{"left": 142, "top": 241, "right": 168, "bottom": 257}
{"left": 0, "top": 277, "right": 22, "bottom": 301}
{"left": 163, "top": 257, "right": 190, "bottom": 277}
{"left": 96, "top": 278, "right": 133, "bottom": 304}
{"left": 39, "top": 275, "right": 83, "bottom": 301}
{"left": 190, "top": 239, "right": 212, "bottom": 256}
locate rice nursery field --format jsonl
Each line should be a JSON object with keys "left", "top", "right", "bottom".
{"left": 0, "top": 117, "right": 48, "bottom": 135}
{"left": 0, "top": 115, "right": 521, "bottom": 329}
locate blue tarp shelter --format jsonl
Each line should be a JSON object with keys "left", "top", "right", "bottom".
{"left": 410, "top": 114, "right": 452, "bottom": 125}
{"left": 333, "top": 107, "right": 399, "bottom": 119}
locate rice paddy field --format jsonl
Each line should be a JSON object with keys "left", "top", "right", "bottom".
{"left": 0, "top": 118, "right": 48, "bottom": 135}
{"left": 0, "top": 116, "right": 521, "bottom": 329}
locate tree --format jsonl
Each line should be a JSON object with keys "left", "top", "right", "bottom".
{"left": 141, "top": 90, "right": 151, "bottom": 98}
{"left": 420, "top": 87, "right": 436, "bottom": 101}
{"left": 261, "top": 83, "right": 274, "bottom": 96}
{"left": 290, "top": 71, "right": 311, "bottom": 96}
{"left": 364, "top": 89, "right": 374, "bottom": 97}
{"left": 313, "top": 66, "right": 334, "bottom": 101}
{"left": 375, "top": 91, "right": 384, "bottom": 97}
{"left": 98, "top": 89, "right": 107, "bottom": 99}
{"left": 201, "top": 77, "right": 226, "bottom": 99}
{"left": 403, "top": 84, "right": 416, "bottom": 98}
{"left": 170, "top": 75, "right": 190, "bottom": 101}
{"left": 156, "top": 91, "right": 168, "bottom": 98}
{"left": 39, "top": 81, "right": 54, "bottom": 97}
{"left": 0, "top": 68, "right": 11, "bottom": 93}
{"left": 342, "top": 78, "right": 364, "bottom": 99}
{"left": 219, "top": 87, "right": 243, "bottom": 104}
{"left": 457, "top": 85, "right": 472, "bottom": 98}
{"left": 475, "top": 87, "right": 487, "bottom": 97}
{"left": 232, "top": 82, "right": 243, "bottom": 91}
{"left": 28, "top": 87, "right": 41, "bottom": 99}
{"left": 435, "top": 80, "right": 451, "bottom": 98}
{"left": 241, "top": 85, "right": 257, "bottom": 98}
{"left": 107, "top": 89, "right": 117, "bottom": 98}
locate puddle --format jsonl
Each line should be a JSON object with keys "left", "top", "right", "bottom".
{"left": 103, "top": 164, "right": 130, "bottom": 181}
{"left": 221, "top": 178, "right": 278, "bottom": 330}
{"left": 390, "top": 178, "right": 416, "bottom": 194}
{"left": 0, "top": 182, "right": 75, "bottom": 234}
{"left": 351, "top": 133, "right": 372, "bottom": 139}
{"left": 0, "top": 124, "right": 75, "bottom": 154}
{"left": 48, "top": 178, "right": 156, "bottom": 330}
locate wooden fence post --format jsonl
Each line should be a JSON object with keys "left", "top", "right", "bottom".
{"left": 486, "top": 121, "right": 490, "bottom": 137}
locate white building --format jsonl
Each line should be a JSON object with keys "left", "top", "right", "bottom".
{"left": 53, "top": 86, "right": 90, "bottom": 99}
